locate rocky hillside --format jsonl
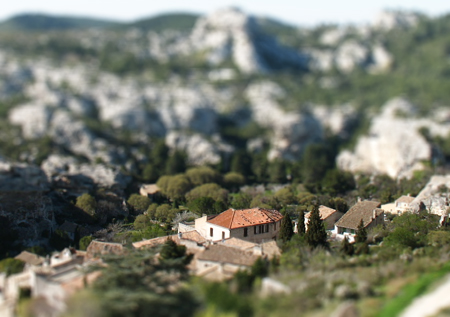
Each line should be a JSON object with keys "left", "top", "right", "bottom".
{"left": 0, "top": 7, "right": 449, "bottom": 187}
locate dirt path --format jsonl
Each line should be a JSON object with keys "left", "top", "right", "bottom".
{"left": 400, "top": 274, "right": 450, "bottom": 317}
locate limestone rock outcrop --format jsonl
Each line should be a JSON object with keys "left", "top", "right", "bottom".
{"left": 246, "top": 81, "right": 323, "bottom": 160}
{"left": 0, "top": 158, "right": 49, "bottom": 191}
{"left": 41, "top": 155, "right": 131, "bottom": 190}
{"left": 337, "top": 97, "right": 450, "bottom": 179}
{"left": 165, "top": 131, "right": 233, "bottom": 166}
{"left": 189, "top": 7, "right": 308, "bottom": 74}
{"left": 373, "top": 10, "right": 421, "bottom": 30}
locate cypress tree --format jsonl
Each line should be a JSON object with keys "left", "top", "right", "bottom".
{"left": 305, "top": 204, "right": 328, "bottom": 248}
{"left": 279, "top": 213, "right": 294, "bottom": 242}
{"left": 340, "top": 236, "right": 354, "bottom": 256}
{"left": 355, "top": 219, "right": 367, "bottom": 244}
{"left": 298, "top": 209, "right": 306, "bottom": 236}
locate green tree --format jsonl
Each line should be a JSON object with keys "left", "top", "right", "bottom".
{"left": 340, "top": 236, "right": 354, "bottom": 256}
{"left": 186, "top": 166, "right": 221, "bottom": 187}
{"left": 134, "top": 214, "right": 150, "bottom": 230}
{"left": 150, "top": 139, "right": 169, "bottom": 169}
{"left": 355, "top": 219, "right": 367, "bottom": 244}
{"left": 127, "top": 194, "right": 151, "bottom": 214}
{"left": 297, "top": 192, "right": 317, "bottom": 210}
{"left": 0, "top": 258, "right": 25, "bottom": 276}
{"left": 268, "top": 160, "right": 287, "bottom": 184}
{"left": 146, "top": 203, "right": 158, "bottom": 219}
{"left": 328, "top": 197, "right": 349, "bottom": 214}
{"left": 274, "top": 187, "right": 296, "bottom": 206}
{"left": 251, "top": 152, "right": 268, "bottom": 183}
{"left": 301, "top": 144, "right": 334, "bottom": 191}
{"left": 76, "top": 193, "right": 97, "bottom": 217}
{"left": 223, "top": 172, "right": 245, "bottom": 192}
{"left": 187, "top": 197, "right": 216, "bottom": 215}
{"left": 155, "top": 204, "right": 172, "bottom": 222}
{"left": 165, "top": 151, "right": 187, "bottom": 175}
{"left": 158, "top": 174, "right": 192, "bottom": 202}
{"left": 92, "top": 249, "right": 198, "bottom": 317}
{"left": 156, "top": 175, "right": 172, "bottom": 194}
{"left": 231, "top": 151, "right": 252, "bottom": 179}
{"left": 305, "top": 204, "right": 328, "bottom": 248}
{"left": 322, "top": 169, "right": 355, "bottom": 195}
{"left": 384, "top": 211, "right": 439, "bottom": 249}
{"left": 297, "top": 209, "right": 306, "bottom": 236}
{"left": 79, "top": 235, "right": 94, "bottom": 251}
{"left": 213, "top": 200, "right": 227, "bottom": 214}
{"left": 142, "top": 164, "right": 160, "bottom": 183}
{"left": 279, "top": 213, "right": 294, "bottom": 243}
{"left": 159, "top": 238, "right": 192, "bottom": 265}
{"left": 251, "top": 257, "right": 268, "bottom": 278}
{"left": 230, "top": 192, "right": 252, "bottom": 209}
{"left": 185, "top": 183, "right": 228, "bottom": 204}
{"left": 50, "top": 229, "right": 72, "bottom": 251}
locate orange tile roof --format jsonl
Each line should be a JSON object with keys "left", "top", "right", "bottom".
{"left": 207, "top": 207, "right": 283, "bottom": 229}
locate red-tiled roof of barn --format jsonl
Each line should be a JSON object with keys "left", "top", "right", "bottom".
{"left": 207, "top": 207, "right": 283, "bottom": 229}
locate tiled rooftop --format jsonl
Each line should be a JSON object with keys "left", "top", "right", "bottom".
{"left": 196, "top": 244, "right": 259, "bottom": 266}
{"left": 396, "top": 195, "right": 415, "bottom": 204}
{"left": 335, "top": 201, "right": 382, "bottom": 230}
{"left": 15, "top": 251, "right": 44, "bottom": 266}
{"left": 305, "top": 205, "right": 338, "bottom": 220}
{"left": 207, "top": 207, "right": 283, "bottom": 229}
{"left": 132, "top": 230, "right": 206, "bottom": 249}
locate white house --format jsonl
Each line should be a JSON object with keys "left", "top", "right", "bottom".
{"left": 382, "top": 194, "right": 415, "bottom": 215}
{"left": 304, "top": 205, "right": 344, "bottom": 231}
{"left": 195, "top": 207, "right": 283, "bottom": 243}
{"left": 334, "top": 200, "right": 384, "bottom": 242}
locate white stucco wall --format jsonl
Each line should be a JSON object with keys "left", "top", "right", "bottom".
{"left": 195, "top": 216, "right": 281, "bottom": 242}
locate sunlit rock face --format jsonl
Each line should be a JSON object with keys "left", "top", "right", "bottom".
{"left": 334, "top": 40, "right": 369, "bottom": 73}
{"left": 41, "top": 154, "right": 131, "bottom": 190}
{"left": 165, "top": 131, "right": 233, "bottom": 166}
{"left": 190, "top": 7, "right": 308, "bottom": 74}
{"left": 312, "top": 104, "right": 357, "bottom": 137}
{"left": 245, "top": 81, "right": 323, "bottom": 161}
{"left": 308, "top": 38, "right": 393, "bottom": 74}
{"left": 0, "top": 158, "right": 49, "bottom": 191}
{"left": 373, "top": 10, "right": 421, "bottom": 30}
{"left": 337, "top": 97, "right": 450, "bottom": 179}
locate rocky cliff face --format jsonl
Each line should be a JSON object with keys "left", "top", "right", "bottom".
{"left": 337, "top": 98, "right": 450, "bottom": 179}
{"left": 1, "top": 7, "right": 446, "bottom": 184}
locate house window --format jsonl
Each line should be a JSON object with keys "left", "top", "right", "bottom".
{"left": 210, "top": 228, "right": 213, "bottom": 237}
{"left": 222, "top": 232, "right": 225, "bottom": 240}
{"left": 244, "top": 228, "right": 248, "bottom": 237}
{"left": 254, "top": 226, "right": 257, "bottom": 234}
{"left": 266, "top": 224, "right": 269, "bottom": 232}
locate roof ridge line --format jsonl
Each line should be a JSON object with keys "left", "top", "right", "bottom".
{"left": 230, "top": 208, "right": 237, "bottom": 229}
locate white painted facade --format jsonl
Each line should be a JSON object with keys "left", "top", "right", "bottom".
{"left": 195, "top": 215, "right": 281, "bottom": 243}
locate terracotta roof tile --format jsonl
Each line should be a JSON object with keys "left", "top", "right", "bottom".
{"left": 132, "top": 231, "right": 206, "bottom": 249}
{"left": 197, "top": 245, "right": 259, "bottom": 266}
{"left": 15, "top": 251, "right": 44, "bottom": 266}
{"left": 305, "top": 205, "right": 338, "bottom": 220}
{"left": 207, "top": 207, "right": 283, "bottom": 229}
{"left": 217, "top": 237, "right": 257, "bottom": 250}
{"left": 396, "top": 195, "right": 415, "bottom": 204}
{"left": 335, "top": 201, "right": 382, "bottom": 230}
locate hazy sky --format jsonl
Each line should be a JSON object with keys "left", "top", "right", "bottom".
{"left": 2, "top": 0, "right": 449, "bottom": 26}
